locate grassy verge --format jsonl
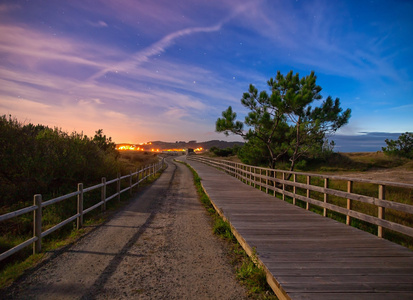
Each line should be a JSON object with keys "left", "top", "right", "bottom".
{"left": 0, "top": 168, "right": 164, "bottom": 290}
{"left": 181, "top": 161, "right": 277, "bottom": 299}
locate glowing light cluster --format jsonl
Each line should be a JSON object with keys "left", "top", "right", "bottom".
{"left": 117, "top": 145, "right": 146, "bottom": 151}
{"left": 163, "top": 149, "right": 186, "bottom": 152}
{"left": 116, "top": 144, "right": 204, "bottom": 153}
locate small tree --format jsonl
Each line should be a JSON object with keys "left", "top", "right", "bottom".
{"left": 216, "top": 70, "right": 351, "bottom": 172}
{"left": 382, "top": 132, "right": 413, "bottom": 159}
{"left": 93, "top": 129, "right": 117, "bottom": 153}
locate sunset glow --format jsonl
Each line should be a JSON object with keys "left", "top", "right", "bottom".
{"left": 116, "top": 145, "right": 204, "bottom": 153}
{"left": 1, "top": 1, "right": 412, "bottom": 151}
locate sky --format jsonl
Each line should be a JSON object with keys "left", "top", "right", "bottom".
{"left": 0, "top": 0, "right": 412, "bottom": 152}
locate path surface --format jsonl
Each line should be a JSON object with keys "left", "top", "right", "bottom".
{"left": 5, "top": 157, "right": 248, "bottom": 299}
{"left": 184, "top": 156, "right": 413, "bottom": 300}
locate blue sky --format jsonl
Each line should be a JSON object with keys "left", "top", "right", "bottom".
{"left": 0, "top": 0, "right": 412, "bottom": 151}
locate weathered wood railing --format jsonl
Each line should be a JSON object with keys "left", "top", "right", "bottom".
{"left": 188, "top": 156, "right": 413, "bottom": 241}
{"left": 0, "top": 159, "right": 165, "bottom": 262}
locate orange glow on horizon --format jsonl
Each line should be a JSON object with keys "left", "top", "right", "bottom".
{"left": 116, "top": 144, "right": 204, "bottom": 153}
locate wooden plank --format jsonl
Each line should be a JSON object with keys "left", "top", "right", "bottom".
{"left": 265, "top": 267, "right": 413, "bottom": 276}
{"left": 288, "top": 293, "right": 413, "bottom": 300}
{"left": 274, "top": 275, "right": 413, "bottom": 284}
{"left": 280, "top": 282, "right": 413, "bottom": 292}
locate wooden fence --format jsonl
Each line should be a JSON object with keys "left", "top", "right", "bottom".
{"left": 188, "top": 156, "right": 413, "bottom": 242}
{"left": 0, "top": 159, "right": 165, "bottom": 262}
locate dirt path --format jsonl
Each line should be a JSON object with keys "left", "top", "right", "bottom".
{"left": 5, "top": 157, "right": 248, "bottom": 299}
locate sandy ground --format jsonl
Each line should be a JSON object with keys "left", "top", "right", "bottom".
{"left": 334, "top": 168, "right": 413, "bottom": 184}
{"left": 4, "top": 157, "right": 248, "bottom": 299}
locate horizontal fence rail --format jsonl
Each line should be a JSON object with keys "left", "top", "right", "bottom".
{"left": 188, "top": 156, "right": 413, "bottom": 244}
{"left": 0, "top": 159, "right": 165, "bottom": 262}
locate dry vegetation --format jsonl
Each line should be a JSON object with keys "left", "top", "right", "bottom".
{"left": 118, "top": 151, "right": 161, "bottom": 173}
{"left": 202, "top": 151, "right": 413, "bottom": 184}
{"left": 334, "top": 152, "right": 413, "bottom": 184}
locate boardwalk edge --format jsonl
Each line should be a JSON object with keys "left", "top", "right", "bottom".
{"left": 199, "top": 180, "right": 291, "bottom": 300}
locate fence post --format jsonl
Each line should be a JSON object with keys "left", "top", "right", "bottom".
{"left": 101, "top": 177, "right": 106, "bottom": 211}
{"left": 274, "top": 171, "right": 277, "bottom": 198}
{"left": 129, "top": 171, "right": 133, "bottom": 195}
{"left": 138, "top": 167, "right": 141, "bottom": 186}
{"left": 145, "top": 166, "right": 149, "bottom": 182}
{"left": 33, "top": 194, "right": 42, "bottom": 254}
{"left": 378, "top": 184, "right": 385, "bottom": 238}
{"left": 323, "top": 178, "right": 328, "bottom": 217}
{"left": 77, "top": 183, "right": 83, "bottom": 230}
{"left": 346, "top": 180, "right": 353, "bottom": 225}
{"left": 306, "top": 176, "right": 311, "bottom": 210}
{"left": 254, "top": 167, "right": 257, "bottom": 188}
{"left": 266, "top": 169, "right": 268, "bottom": 194}
{"left": 241, "top": 165, "right": 244, "bottom": 183}
{"left": 293, "top": 174, "right": 297, "bottom": 205}
{"left": 282, "top": 172, "right": 285, "bottom": 201}
{"left": 117, "top": 173, "right": 121, "bottom": 202}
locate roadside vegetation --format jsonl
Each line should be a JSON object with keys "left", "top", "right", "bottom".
{"left": 382, "top": 132, "right": 413, "bottom": 159}
{"left": 206, "top": 144, "right": 413, "bottom": 174}
{"left": 183, "top": 161, "right": 277, "bottom": 299}
{"left": 0, "top": 115, "right": 161, "bottom": 288}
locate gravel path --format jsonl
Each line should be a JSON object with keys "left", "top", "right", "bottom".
{"left": 5, "top": 157, "right": 248, "bottom": 299}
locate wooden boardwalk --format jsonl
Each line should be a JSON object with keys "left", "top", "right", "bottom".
{"left": 183, "top": 157, "right": 413, "bottom": 300}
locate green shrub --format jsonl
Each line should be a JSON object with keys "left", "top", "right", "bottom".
{"left": 382, "top": 132, "right": 413, "bottom": 159}
{"left": 0, "top": 115, "right": 120, "bottom": 208}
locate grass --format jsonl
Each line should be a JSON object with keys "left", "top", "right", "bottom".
{"left": 0, "top": 253, "right": 45, "bottom": 288}
{"left": 0, "top": 161, "right": 164, "bottom": 290}
{"left": 181, "top": 160, "right": 277, "bottom": 299}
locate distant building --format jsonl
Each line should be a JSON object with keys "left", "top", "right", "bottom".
{"left": 186, "top": 148, "right": 195, "bottom": 155}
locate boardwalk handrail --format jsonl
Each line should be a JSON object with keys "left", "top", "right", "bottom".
{"left": 0, "top": 159, "right": 165, "bottom": 262}
{"left": 188, "top": 155, "right": 413, "bottom": 241}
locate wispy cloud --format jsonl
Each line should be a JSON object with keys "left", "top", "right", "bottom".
{"left": 390, "top": 103, "right": 413, "bottom": 110}
{"left": 86, "top": 22, "right": 223, "bottom": 83}
{"left": 0, "top": 25, "right": 111, "bottom": 71}
{"left": 229, "top": 1, "right": 405, "bottom": 82}
{"left": 88, "top": 20, "right": 108, "bottom": 28}
{"left": 0, "top": 3, "right": 20, "bottom": 13}
{"left": 0, "top": 20, "right": 238, "bottom": 142}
